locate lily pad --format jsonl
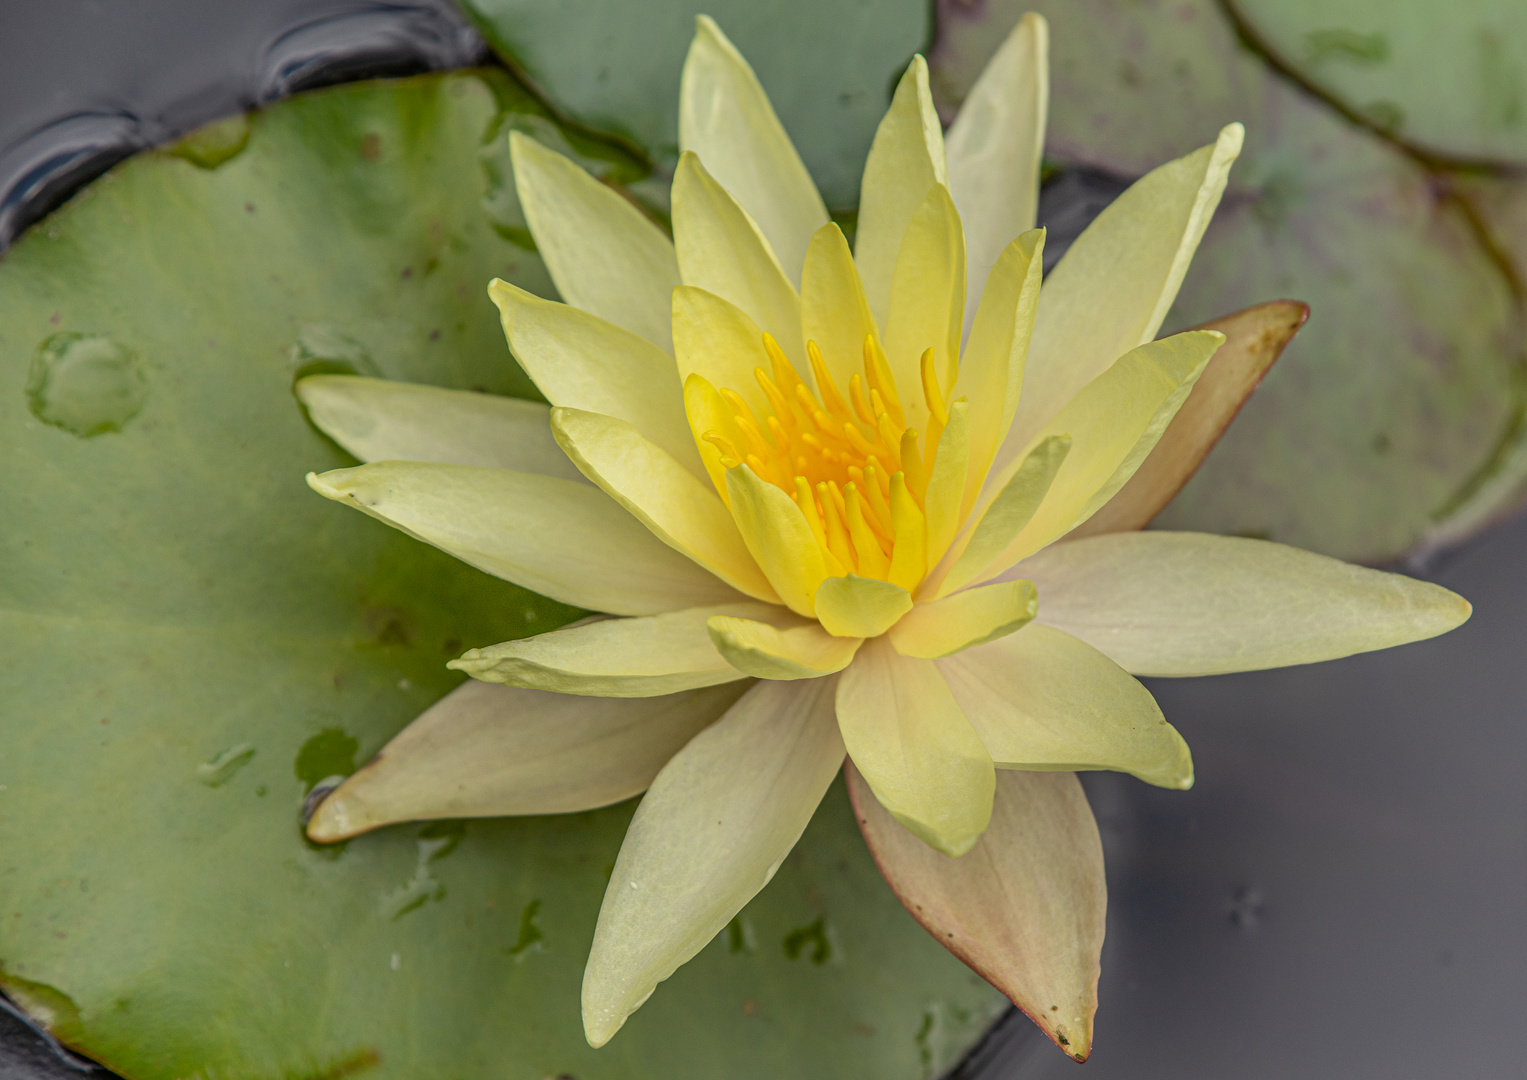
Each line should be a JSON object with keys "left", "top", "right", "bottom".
{"left": 931, "top": 0, "right": 1526, "bottom": 562}
{"left": 1230, "top": 0, "right": 1527, "bottom": 164}
{"left": 0, "top": 72, "right": 1002, "bottom": 1080}
{"left": 456, "top": 0, "right": 931, "bottom": 209}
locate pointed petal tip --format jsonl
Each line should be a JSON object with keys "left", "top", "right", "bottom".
{"left": 304, "top": 784, "right": 367, "bottom": 843}
{"left": 1218, "top": 121, "right": 1246, "bottom": 156}
{"left": 305, "top": 469, "right": 344, "bottom": 500}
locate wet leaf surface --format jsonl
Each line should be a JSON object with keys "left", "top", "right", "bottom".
{"left": 456, "top": 0, "right": 931, "bottom": 210}
{"left": 0, "top": 71, "right": 1003, "bottom": 1080}
{"left": 1229, "top": 0, "right": 1527, "bottom": 165}
{"left": 932, "top": 0, "right": 1527, "bottom": 562}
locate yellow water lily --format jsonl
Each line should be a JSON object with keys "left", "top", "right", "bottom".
{"left": 297, "top": 12, "right": 1470, "bottom": 1059}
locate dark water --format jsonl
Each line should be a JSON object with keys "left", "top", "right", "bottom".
{"left": 1, "top": 3, "right": 1522, "bottom": 1079}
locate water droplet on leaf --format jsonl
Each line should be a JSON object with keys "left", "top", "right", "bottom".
{"left": 170, "top": 114, "right": 251, "bottom": 170}
{"left": 27, "top": 332, "right": 147, "bottom": 437}
{"left": 289, "top": 324, "right": 380, "bottom": 382}
{"left": 196, "top": 743, "right": 255, "bottom": 788}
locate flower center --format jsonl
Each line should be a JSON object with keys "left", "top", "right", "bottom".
{"left": 703, "top": 333, "right": 952, "bottom": 585}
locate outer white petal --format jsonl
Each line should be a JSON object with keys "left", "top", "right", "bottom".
{"left": 306, "top": 461, "right": 745, "bottom": 616}
{"left": 295, "top": 375, "right": 584, "bottom": 481}
{"left": 450, "top": 604, "right": 777, "bottom": 697}
{"left": 945, "top": 12, "right": 1048, "bottom": 338}
{"left": 306, "top": 678, "right": 748, "bottom": 841}
{"left": 510, "top": 132, "right": 680, "bottom": 351}
{"left": 679, "top": 15, "right": 829, "bottom": 286}
{"left": 582, "top": 677, "right": 844, "bottom": 1047}
{"left": 1011, "top": 531, "right": 1473, "bottom": 676}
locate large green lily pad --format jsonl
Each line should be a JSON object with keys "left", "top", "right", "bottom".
{"left": 1232, "top": 0, "right": 1527, "bottom": 164}
{"left": 456, "top": 0, "right": 931, "bottom": 210}
{"left": 0, "top": 71, "right": 1003, "bottom": 1080}
{"left": 931, "top": 0, "right": 1526, "bottom": 562}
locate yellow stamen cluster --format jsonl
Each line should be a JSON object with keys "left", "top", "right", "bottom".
{"left": 704, "top": 333, "right": 953, "bottom": 586}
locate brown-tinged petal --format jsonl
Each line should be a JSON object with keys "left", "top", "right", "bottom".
{"left": 847, "top": 760, "right": 1105, "bottom": 1062}
{"left": 1071, "top": 299, "right": 1307, "bottom": 538}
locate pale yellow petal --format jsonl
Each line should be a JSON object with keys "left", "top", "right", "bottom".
{"left": 672, "top": 151, "right": 804, "bottom": 365}
{"left": 488, "top": 279, "right": 701, "bottom": 476}
{"left": 835, "top": 638, "right": 994, "bottom": 856}
{"left": 813, "top": 575, "right": 913, "bottom": 638}
{"left": 957, "top": 229, "right": 1045, "bottom": 512}
{"left": 932, "top": 434, "right": 1069, "bottom": 599}
{"left": 706, "top": 614, "right": 862, "bottom": 679}
{"left": 679, "top": 15, "right": 829, "bottom": 286}
{"left": 295, "top": 374, "right": 584, "bottom": 481}
{"left": 306, "top": 462, "right": 744, "bottom": 615}
{"left": 672, "top": 285, "right": 776, "bottom": 421}
{"left": 888, "top": 580, "right": 1037, "bottom": 659}
{"left": 939, "top": 624, "right": 1193, "bottom": 789}
{"left": 1016, "top": 531, "right": 1473, "bottom": 676}
{"left": 510, "top": 132, "right": 679, "bottom": 351}
{"left": 1003, "top": 124, "right": 1243, "bottom": 457}
{"left": 884, "top": 184, "right": 965, "bottom": 430}
{"left": 306, "top": 679, "right": 747, "bottom": 841}
{"left": 799, "top": 222, "right": 880, "bottom": 394}
{"left": 923, "top": 399, "right": 971, "bottom": 566}
{"left": 450, "top": 604, "right": 778, "bottom": 697}
{"left": 856, "top": 55, "right": 948, "bottom": 330}
{"left": 847, "top": 763, "right": 1103, "bottom": 1062}
{"left": 982, "top": 330, "right": 1222, "bottom": 575}
{"left": 551, "top": 407, "right": 779, "bottom": 603}
{"left": 945, "top": 12, "right": 1048, "bottom": 339}
{"left": 583, "top": 677, "right": 843, "bottom": 1047}
{"left": 725, "top": 464, "right": 830, "bottom": 617}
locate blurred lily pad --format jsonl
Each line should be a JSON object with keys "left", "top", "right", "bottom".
{"left": 1230, "top": 0, "right": 1527, "bottom": 164}
{"left": 456, "top": 0, "right": 930, "bottom": 209}
{"left": 0, "top": 71, "right": 1002, "bottom": 1080}
{"left": 932, "top": 0, "right": 1527, "bottom": 562}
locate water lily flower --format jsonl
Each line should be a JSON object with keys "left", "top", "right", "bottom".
{"left": 297, "top": 12, "right": 1470, "bottom": 1059}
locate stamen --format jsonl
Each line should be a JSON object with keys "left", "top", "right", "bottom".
{"left": 794, "top": 475, "right": 830, "bottom": 552}
{"left": 861, "top": 462, "right": 895, "bottom": 536}
{"left": 699, "top": 329, "right": 955, "bottom": 591}
{"left": 900, "top": 429, "right": 927, "bottom": 499}
{"left": 745, "top": 452, "right": 775, "bottom": 483}
{"left": 818, "top": 481, "right": 857, "bottom": 571}
{"left": 807, "top": 341, "right": 856, "bottom": 425}
{"left": 877, "top": 413, "right": 904, "bottom": 470}
{"left": 762, "top": 334, "right": 806, "bottom": 397}
{"left": 848, "top": 373, "right": 876, "bottom": 426}
{"left": 888, "top": 472, "right": 927, "bottom": 591}
{"left": 845, "top": 484, "right": 891, "bottom": 574}
{"left": 865, "top": 456, "right": 893, "bottom": 500}
{"left": 920, "top": 347, "right": 948, "bottom": 427}
{"left": 704, "top": 431, "right": 742, "bottom": 466}
{"left": 754, "top": 367, "right": 794, "bottom": 430}
{"left": 842, "top": 420, "right": 880, "bottom": 458}
{"left": 863, "top": 335, "right": 905, "bottom": 428}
